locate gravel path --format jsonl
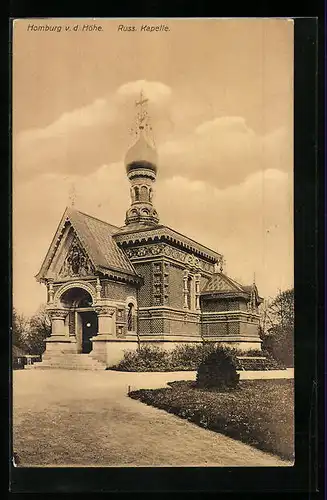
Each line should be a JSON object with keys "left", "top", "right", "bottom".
{"left": 13, "top": 369, "right": 292, "bottom": 467}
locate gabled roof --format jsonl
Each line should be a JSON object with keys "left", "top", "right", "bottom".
{"left": 35, "top": 207, "right": 138, "bottom": 282}
{"left": 201, "top": 273, "right": 244, "bottom": 294}
{"left": 201, "top": 272, "right": 263, "bottom": 303}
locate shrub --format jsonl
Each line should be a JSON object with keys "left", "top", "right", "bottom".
{"left": 196, "top": 346, "right": 240, "bottom": 390}
{"left": 235, "top": 350, "right": 286, "bottom": 371}
{"left": 109, "top": 342, "right": 286, "bottom": 373}
{"left": 110, "top": 344, "right": 172, "bottom": 372}
{"left": 169, "top": 342, "right": 217, "bottom": 371}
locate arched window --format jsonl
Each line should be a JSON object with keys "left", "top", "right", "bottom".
{"left": 134, "top": 186, "right": 140, "bottom": 201}
{"left": 187, "top": 276, "right": 192, "bottom": 309}
{"left": 127, "top": 303, "right": 135, "bottom": 331}
{"left": 140, "top": 185, "right": 148, "bottom": 201}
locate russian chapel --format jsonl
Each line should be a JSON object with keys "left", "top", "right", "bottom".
{"left": 36, "top": 92, "right": 262, "bottom": 367}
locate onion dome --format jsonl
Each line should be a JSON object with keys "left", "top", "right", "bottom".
{"left": 125, "top": 128, "right": 158, "bottom": 175}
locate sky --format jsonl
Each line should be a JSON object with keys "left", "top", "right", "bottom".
{"left": 13, "top": 18, "right": 294, "bottom": 316}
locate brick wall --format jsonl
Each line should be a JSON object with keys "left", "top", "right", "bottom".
{"left": 239, "top": 320, "right": 260, "bottom": 337}
{"left": 133, "top": 262, "right": 153, "bottom": 307}
{"left": 201, "top": 320, "right": 240, "bottom": 337}
{"left": 202, "top": 321, "right": 228, "bottom": 336}
{"left": 139, "top": 318, "right": 151, "bottom": 334}
{"left": 168, "top": 264, "right": 184, "bottom": 309}
{"left": 239, "top": 300, "right": 248, "bottom": 311}
{"left": 102, "top": 280, "right": 137, "bottom": 301}
{"left": 200, "top": 298, "right": 240, "bottom": 312}
{"left": 164, "top": 317, "right": 200, "bottom": 336}
{"left": 139, "top": 317, "right": 164, "bottom": 336}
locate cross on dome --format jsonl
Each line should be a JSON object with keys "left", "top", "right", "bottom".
{"left": 124, "top": 90, "right": 159, "bottom": 226}
{"left": 131, "top": 90, "right": 154, "bottom": 141}
{"left": 135, "top": 89, "right": 149, "bottom": 128}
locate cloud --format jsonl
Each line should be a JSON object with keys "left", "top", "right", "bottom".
{"left": 116, "top": 79, "right": 172, "bottom": 103}
{"left": 13, "top": 160, "right": 293, "bottom": 315}
{"left": 13, "top": 161, "right": 129, "bottom": 315}
{"left": 14, "top": 79, "right": 174, "bottom": 183}
{"left": 158, "top": 117, "right": 292, "bottom": 188}
{"left": 12, "top": 81, "right": 293, "bottom": 315}
{"left": 155, "top": 169, "right": 293, "bottom": 297}
{"left": 17, "top": 98, "right": 116, "bottom": 144}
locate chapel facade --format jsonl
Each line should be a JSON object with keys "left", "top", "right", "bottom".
{"left": 35, "top": 93, "right": 262, "bottom": 367}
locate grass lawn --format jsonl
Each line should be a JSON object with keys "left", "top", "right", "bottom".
{"left": 13, "top": 370, "right": 289, "bottom": 467}
{"left": 129, "top": 379, "right": 294, "bottom": 461}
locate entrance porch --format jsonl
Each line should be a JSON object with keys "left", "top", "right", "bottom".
{"left": 43, "top": 283, "right": 139, "bottom": 367}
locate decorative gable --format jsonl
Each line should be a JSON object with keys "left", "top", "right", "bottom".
{"left": 59, "top": 236, "right": 95, "bottom": 278}
{"left": 35, "top": 207, "right": 141, "bottom": 285}
{"left": 202, "top": 274, "right": 239, "bottom": 293}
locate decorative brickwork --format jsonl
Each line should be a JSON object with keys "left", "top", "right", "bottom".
{"left": 168, "top": 264, "right": 184, "bottom": 309}
{"left": 151, "top": 261, "right": 169, "bottom": 307}
{"left": 134, "top": 262, "right": 153, "bottom": 306}
{"left": 125, "top": 242, "right": 214, "bottom": 274}
{"left": 68, "top": 311, "right": 75, "bottom": 337}
{"left": 201, "top": 299, "right": 241, "bottom": 312}
{"left": 101, "top": 280, "right": 137, "bottom": 302}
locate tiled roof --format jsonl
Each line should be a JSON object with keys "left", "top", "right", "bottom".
{"left": 67, "top": 209, "right": 136, "bottom": 275}
{"left": 201, "top": 273, "right": 250, "bottom": 295}
{"left": 201, "top": 273, "right": 263, "bottom": 303}
{"left": 36, "top": 207, "right": 138, "bottom": 281}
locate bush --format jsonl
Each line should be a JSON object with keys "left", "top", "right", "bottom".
{"left": 196, "top": 346, "right": 240, "bottom": 390}
{"left": 169, "top": 342, "right": 217, "bottom": 371}
{"left": 110, "top": 344, "right": 172, "bottom": 372}
{"left": 236, "top": 350, "right": 286, "bottom": 370}
{"left": 110, "top": 342, "right": 221, "bottom": 372}
{"left": 109, "top": 342, "right": 286, "bottom": 372}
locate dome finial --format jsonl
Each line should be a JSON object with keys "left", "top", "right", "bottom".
{"left": 124, "top": 91, "right": 159, "bottom": 227}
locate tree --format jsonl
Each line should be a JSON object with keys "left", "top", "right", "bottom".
{"left": 259, "top": 289, "right": 294, "bottom": 335}
{"left": 25, "top": 304, "right": 51, "bottom": 355}
{"left": 268, "top": 289, "right": 294, "bottom": 329}
{"left": 261, "top": 288, "right": 294, "bottom": 367}
{"left": 12, "top": 307, "right": 29, "bottom": 350}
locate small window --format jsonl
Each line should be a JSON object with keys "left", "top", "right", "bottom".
{"left": 127, "top": 303, "right": 134, "bottom": 331}
{"left": 187, "top": 276, "right": 192, "bottom": 309}
{"left": 140, "top": 185, "right": 148, "bottom": 201}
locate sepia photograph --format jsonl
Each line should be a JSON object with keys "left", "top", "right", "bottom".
{"left": 12, "top": 18, "right": 294, "bottom": 468}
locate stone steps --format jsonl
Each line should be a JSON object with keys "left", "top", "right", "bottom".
{"left": 32, "top": 354, "right": 106, "bottom": 371}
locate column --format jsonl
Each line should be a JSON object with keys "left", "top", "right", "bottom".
{"left": 195, "top": 273, "right": 201, "bottom": 311}
{"left": 47, "top": 309, "right": 68, "bottom": 339}
{"left": 95, "top": 305, "right": 116, "bottom": 337}
{"left": 183, "top": 270, "right": 189, "bottom": 309}
{"left": 47, "top": 279, "right": 54, "bottom": 304}
{"left": 95, "top": 277, "right": 102, "bottom": 301}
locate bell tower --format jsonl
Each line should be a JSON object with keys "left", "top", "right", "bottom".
{"left": 124, "top": 91, "right": 160, "bottom": 226}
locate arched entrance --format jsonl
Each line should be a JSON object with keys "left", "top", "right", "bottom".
{"left": 59, "top": 287, "right": 98, "bottom": 353}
